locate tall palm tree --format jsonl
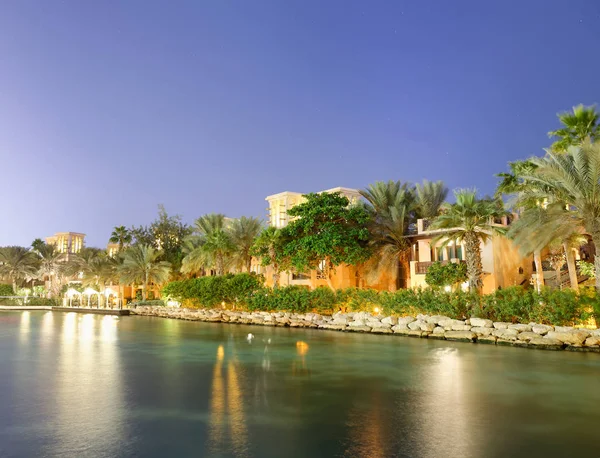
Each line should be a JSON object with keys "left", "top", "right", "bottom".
{"left": 549, "top": 104, "right": 599, "bottom": 152}
{"left": 415, "top": 180, "right": 449, "bottom": 219}
{"left": 430, "top": 189, "right": 507, "bottom": 292}
{"left": 80, "top": 254, "right": 119, "bottom": 290}
{"left": 359, "top": 181, "right": 416, "bottom": 287}
{"left": 109, "top": 226, "right": 132, "bottom": 252}
{"left": 181, "top": 214, "right": 234, "bottom": 276}
{"left": 251, "top": 226, "right": 285, "bottom": 286}
{"left": 35, "top": 244, "right": 68, "bottom": 297}
{"left": 496, "top": 159, "right": 546, "bottom": 291}
{"left": 118, "top": 245, "right": 171, "bottom": 300}
{"left": 0, "top": 246, "right": 39, "bottom": 293}
{"left": 229, "top": 216, "right": 263, "bottom": 272}
{"left": 516, "top": 142, "right": 600, "bottom": 292}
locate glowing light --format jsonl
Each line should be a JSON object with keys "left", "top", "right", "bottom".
{"left": 217, "top": 344, "right": 224, "bottom": 361}
{"left": 66, "top": 288, "right": 81, "bottom": 298}
{"left": 444, "top": 285, "right": 452, "bottom": 292}
{"left": 374, "top": 307, "right": 381, "bottom": 314}
{"left": 296, "top": 341, "right": 309, "bottom": 355}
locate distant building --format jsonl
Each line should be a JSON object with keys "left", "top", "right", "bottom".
{"left": 45, "top": 232, "right": 85, "bottom": 256}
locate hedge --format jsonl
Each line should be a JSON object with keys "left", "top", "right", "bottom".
{"left": 161, "top": 274, "right": 597, "bottom": 327}
{"left": 0, "top": 284, "right": 13, "bottom": 296}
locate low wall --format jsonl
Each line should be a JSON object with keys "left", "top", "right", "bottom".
{"left": 132, "top": 307, "right": 600, "bottom": 352}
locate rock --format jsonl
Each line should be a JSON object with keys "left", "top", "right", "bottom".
{"left": 408, "top": 320, "right": 424, "bottom": 331}
{"left": 349, "top": 319, "right": 367, "bottom": 327}
{"left": 493, "top": 328, "right": 519, "bottom": 341}
{"left": 493, "top": 322, "right": 510, "bottom": 329}
{"left": 439, "top": 319, "right": 465, "bottom": 328}
{"left": 432, "top": 326, "right": 446, "bottom": 335}
{"left": 381, "top": 316, "right": 398, "bottom": 325}
{"left": 470, "top": 318, "right": 493, "bottom": 328}
{"left": 391, "top": 323, "right": 409, "bottom": 332}
{"left": 532, "top": 324, "right": 553, "bottom": 335}
{"left": 408, "top": 330, "right": 427, "bottom": 337}
{"left": 478, "top": 336, "right": 497, "bottom": 345}
{"left": 426, "top": 315, "right": 452, "bottom": 325}
{"left": 529, "top": 337, "right": 564, "bottom": 350}
{"left": 585, "top": 336, "right": 600, "bottom": 346}
{"left": 590, "top": 329, "right": 600, "bottom": 337}
{"left": 371, "top": 327, "right": 393, "bottom": 334}
{"left": 546, "top": 330, "right": 590, "bottom": 345}
{"left": 320, "top": 324, "right": 347, "bottom": 331}
{"left": 508, "top": 324, "right": 532, "bottom": 332}
{"left": 554, "top": 326, "right": 574, "bottom": 333}
{"left": 369, "top": 322, "right": 392, "bottom": 330}
{"left": 332, "top": 316, "right": 349, "bottom": 325}
{"left": 451, "top": 324, "right": 472, "bottom": 331}
{"left": 471, "top": 327, "right": 494, "bottom": 337}
{"left": 444, "top": 331, "right": 476, "bottom": 342}
{"left": 420, "top": 322, "right": 436, "bottom": 332}
{"left": 348, "top": 325, "right": 372, "bottom": 332}
{"left": 517, "top": 332, "right": 539, "bottom": 342}
{"left": 397, "top": 316, "right": 416, "bottom": 325}
{"left": 392, "top": 327, "right": 411, "bottom": 335}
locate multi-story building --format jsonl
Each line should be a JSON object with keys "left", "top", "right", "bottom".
{"left": 45, "top": 232, "right": 85, "bottom": 257}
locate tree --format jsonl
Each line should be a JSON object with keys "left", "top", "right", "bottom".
{"left": 549, "top": 104, "right": 599, "bottom": 152}
{"left": 0, "top": 246, "right": 39, "bottom": 293}
{"left": 35, "top": 244, "right": 68, "bottom": 297}
{"left": 31, "top": 239, "right": 46, "bottom": 253}
{"left": 109, "top": 226, "right": 132, "bottom": 251}
{"left": 118, "top": 245, "right": 171, "bottom": 300}
{"left": 415, "top": 180, "right": 449, "bottom": 219}
{"left": 229, "top": 216, "right": 263, "bottom": 272}
{"left": 280, "top": 192, "right": 371, "bottom": 290}
{"left": 496, "top": 159, "right": 546, "bottom": 291}
{"left": 359, "top": 181, "right": 416, "bottom": 287}
{"left": 130, "top": 205, "right": 191, "bottom": 274}
{"left": 425, "top": 261, "right": 468, "bottom": 290}
{"left": 515, "top": 142, "right": 600, "bottom": 292}
{"left": 430, "top": 189, "right": 506, "bottom": 292}
{"left": 251, "top": 226, "right": 286, "bottom": 287}
{"left": 181, "top": 213, "right": 234, "bottom": 276}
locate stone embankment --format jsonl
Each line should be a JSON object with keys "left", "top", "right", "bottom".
{"left": 132, "top": 306, "right": 600, "bottom": 352}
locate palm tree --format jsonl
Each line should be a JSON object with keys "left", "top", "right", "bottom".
{"left": 429, "top": 189, "right": 507, "bottom": 292}
{"left": 496, "top": 159, "right": 546, "bottom": 291}
{"left": 415, "top": 180, "right": 449, "bottom": 219}
{"left": 35, "top": 244, "right": 68, "bottom": 297}
{"left": 359, "top": 181, "right": 417, "bottom": 288}
{"left": 80, "top": 254, "right": 119, "bottom": 290}
{"left": 0, "top": 246, "right": 39, "bottom": 293}
{"left": 181, "top": 214, "right": 234, "bottom": 276}
{"left": 118, "top": 245, "right": 171, "bottom": 300}
{"left": 109, "top": 226, "right": 132, "bottom": 252}
{"left": 251, "top": 226, "right": 285, "bottom": 286}
{"left": 549, "top": 104, "right": 599, "bottom": 152}
{"left": 229, "top": 216, "right": 263, "bottom": 272}
{"left": 516, "top": 142, "right": 600, "bottom": 292}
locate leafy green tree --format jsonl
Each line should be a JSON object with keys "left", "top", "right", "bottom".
{"left": 31, "top": 238, "right": 46, "bottom": 253}
{"left": 229, "top": 216, "right": 263, "bottom": 272}
{"left": 430, "top": 189, "right": 506, "bottom": 292}
{"left": 415, "top": 180, "right": 449, "bottom": 219}
{"left": 109, "top": 226, "right": 132, "bottom": 251}
{"left": 182, "top": 213, "right": 234, "bottom": 276}
{"left": 130, "top": 205, "right": 191, "bottom": 274}
{"left": 280, "top": 192, "right": 371, "bottom": 290}
{"left": 548, "top": 104, "right": 599, "bottom": 152}
{"left": 251, "top": 226, "right": 286, "bottom": 286}
{"left": 118, "top": 245, "right": 171, "bottom": 300}
{"left": 0, "top": 246, "right": 39, "bottom": 293}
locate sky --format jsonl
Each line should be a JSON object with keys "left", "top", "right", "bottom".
{"left": 1, "top": 1, "right": 599, "bottom": 247}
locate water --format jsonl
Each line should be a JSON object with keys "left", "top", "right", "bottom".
{"left": 0, "top": 311, "right": 599, "bottom": 458}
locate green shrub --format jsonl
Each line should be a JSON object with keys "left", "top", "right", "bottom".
{"left": 131, "top": 300, "right": 165, "bottom": 307}
{"left": 26, "top": 297, "right": 58, "bottom": 306}
{"left": 0, "top": 284, "right": 13, "bottom": 296}
{"left": 425, "top": 262, "right": 468, "bottom": 289}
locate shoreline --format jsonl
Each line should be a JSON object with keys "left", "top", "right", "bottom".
{"left": 131, "top": 306, "right": 600, "bottom": 353}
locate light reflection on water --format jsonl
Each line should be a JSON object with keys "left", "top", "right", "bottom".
{"left": 2, "top": 312, "right": 600, "bottom": 458}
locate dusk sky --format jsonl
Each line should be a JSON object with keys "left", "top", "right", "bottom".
{"left": 1, "top": 1, "right": 599, "bottom": 247}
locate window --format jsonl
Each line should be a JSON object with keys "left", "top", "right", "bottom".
{"left": 292, "top": 272, "right": 310, "bottom": 280}
{"left": 447, "top": 243, "right": 463, "bottom": 260}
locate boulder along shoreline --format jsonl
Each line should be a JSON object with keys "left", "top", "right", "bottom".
{"left": 131, "top": 306, "right": 600, "bottom": 352}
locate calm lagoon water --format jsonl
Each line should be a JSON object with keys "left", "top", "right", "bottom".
{"left": 0, "top": 311, "right": 599, "bottom": 458}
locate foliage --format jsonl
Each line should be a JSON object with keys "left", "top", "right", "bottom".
{"left": 129, "top": 205, "right": 191, "bottom": 274}
{"left": 0, "top": 246, "right": 39, "bottom": 291}
{"left": 228, "top": 216, "right": 263, "bottom": 272}
{"left": 118, "top": 245, "right": 171, "bottom": 300}
{"left": 281, "top": 192, "right": 372, "bottom": 288}
{"left": 0, "top": 284, "right": 14, "bottom": 296}
{"left": 162, "top": 273, "right": 264, "bottom": 308}
{"left": 548, "top": 104, "right": 599, "bottom": 152}
{"left": 430, "top": 189, "right": 506, "bottom": 292}
{"left": 130, "top": 299, "right": 165, "bottom": 307}
{"left": 251, "top": 226, "right": 286, "bottom": 286}
{"left": 425, "top": 261, "right": 468, "bottom": 289}
{"left": 578, "top": 260, "right": 596, "bottom": 278}
{"left": 109, "top": 226, "right": 132, "bottom": 251}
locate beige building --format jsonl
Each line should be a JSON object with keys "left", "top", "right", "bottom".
{"left": 408, "top": 216, "right": 533, "bottom": 294}
{"left": 45, "top": 232, "right": 85, "bottom": 256}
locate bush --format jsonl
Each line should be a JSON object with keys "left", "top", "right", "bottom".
{"left": 26, "top": 297, "right": 58, "bottom": 306}
{"left": 131, "top": 300, "right": 165, "bottom": 307}
{"left": 0, "top": 284, "right": 13, "bottom": 296}
{"left": 425, "top": 262, "right": 468, "bottom": 289}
